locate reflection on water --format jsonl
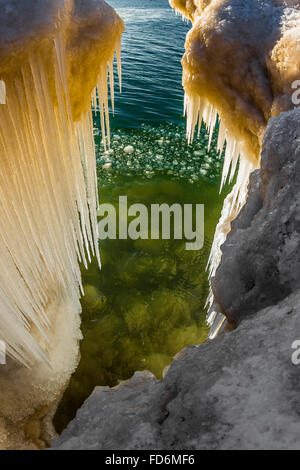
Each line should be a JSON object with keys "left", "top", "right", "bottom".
{"left": 54, "top": 124, "right": 232, "bottom": 433}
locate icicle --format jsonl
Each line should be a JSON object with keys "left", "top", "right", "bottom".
{"left": 208, "top": 107, "right": 217, "bottom": 151}
{"left": 97, "top": 71, "right": 107, "bottom": 151}
{"left": 109, "top": 59, "right": 115, "bottom": 115}
{"left": 208, "top": 313, "right": 226, "bottom": 339}
{"left": 92, "top": 88, "right": 98, "bottom": 114}
{"left": 0, "top": 80, "right": 6, "bottom": 104}
{"left": 185, "top": 93, "right": 200, "bottom": 144}
{"left": 92, "top": 41, "right": 121, "bottom": 151}
{"left": 229, "top": 143, "right": 240, "bottom": 184}
{"left": 0, "top": 26, "right": 121, "bottom": 366}
{"left": 116, "top": 38, "right": 122, "bottom": 93}
{"left": 217, "top": 120, "right": 226, "bottom": 156}
{"left": 197, "top": 98, "right": 206, "bottom": 137}
{"left": 220, "top": 135, "right": 235, "bottom": 190}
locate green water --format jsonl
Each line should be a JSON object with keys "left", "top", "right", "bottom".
{"left": 54, "top": 123, "right": 232, "bottom": 433}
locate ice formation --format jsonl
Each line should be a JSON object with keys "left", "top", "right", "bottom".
{"left": 0, "top": 0, "right": 123, "bottom": 366}
{"left": 171, "top": 0, "right": 300, "bottom": 328}
{"left": 0, "top": 0, "right": 123, "bottom": 448}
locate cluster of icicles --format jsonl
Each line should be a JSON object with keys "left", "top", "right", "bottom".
{"left": 0, "top": 30, "right": 121, "bottom": 366}
{"left": 173, "top": 8, "right": 190, "bottom": 23}
{"left": 184, "top": 93, "right": 255, "bottom": 332}
{"left": 184, "top": 93, "right": 254, "bottom": 212}
{"left": 92, "top": 40, "right": 122, "bottom": 151}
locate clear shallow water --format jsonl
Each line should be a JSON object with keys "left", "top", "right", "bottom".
{"left": 54, "top": 1, "right": 232, "bottom": 432}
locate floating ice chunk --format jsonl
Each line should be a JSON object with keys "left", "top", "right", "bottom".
{"left": 102, "top": 162, "right": 112, "bottom": 169}
{"left": 124, "top": 145, "right": 134, "bottom": 154}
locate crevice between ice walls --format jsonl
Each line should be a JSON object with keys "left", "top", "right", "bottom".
{"left": 0, "top": 0, "right": 124, "bottom": 450}
{"left": 170, "top": 0, "right": 300, "bottom": 337}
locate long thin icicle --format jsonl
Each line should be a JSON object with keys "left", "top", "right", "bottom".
{"left": 93, "top": 46, "right": 122, "bottom": 150}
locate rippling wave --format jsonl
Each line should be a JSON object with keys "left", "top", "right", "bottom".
{"left": 109, "top": 0, "right": 190, "bottom": 128}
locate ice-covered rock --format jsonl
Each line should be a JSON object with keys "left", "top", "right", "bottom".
{"left": 172, "top": 0, "right": 300, "bottom": 168}
{"left": 170, "top": 0, "right": 300, "bottom": 316}
{"left": 213, "top": 108, "right": 300, "bottom": 325}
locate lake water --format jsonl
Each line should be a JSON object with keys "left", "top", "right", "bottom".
{"left": 108, "top": 0, "right": 190, "bottom": 128}
{"left": 54, "top": 0, "right": 230, "bottom": 432}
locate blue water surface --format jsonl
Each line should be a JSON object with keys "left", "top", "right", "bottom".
{"left": 108, "top": 0, "right": 189, "bottom": 128}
